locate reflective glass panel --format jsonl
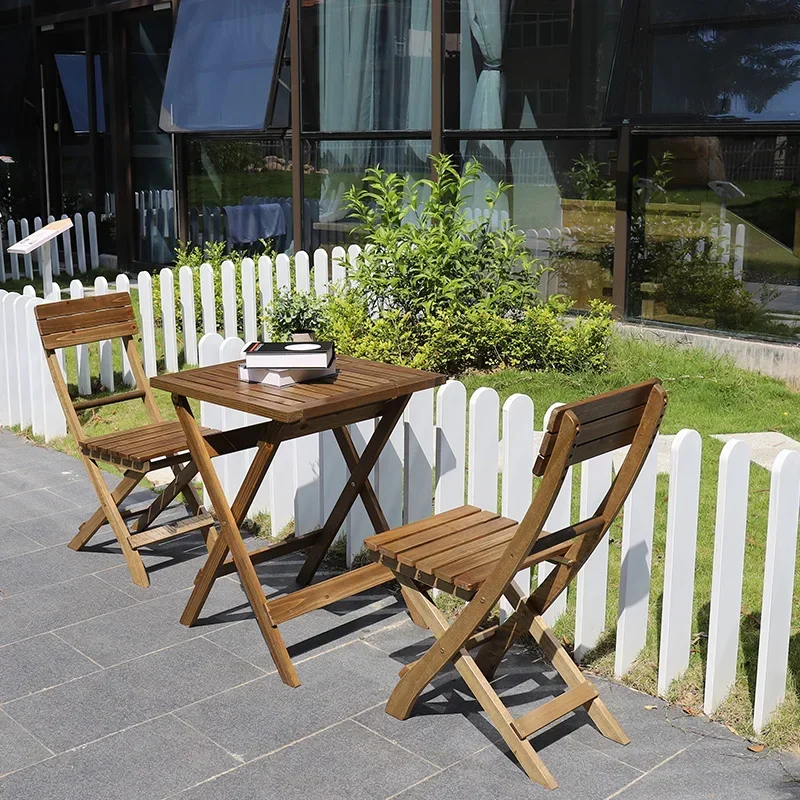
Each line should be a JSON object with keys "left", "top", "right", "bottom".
{"left": 628, "top": 136, "right": 800, "bottom": 339}
{"left": 444, "top": 0, "right": 619, "bottom": 130}
{"left": 301, "top": 0, "right": 431, "bottom": 132}
{"left": 456, "top": 138, "right": 617, "bottom": 310}
{"left": 160, "top": 0, "right": 285, "bottom": 132}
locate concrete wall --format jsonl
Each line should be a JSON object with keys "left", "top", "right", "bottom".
{"left": 616, "top": 321, "right": 800, "bottom": 388}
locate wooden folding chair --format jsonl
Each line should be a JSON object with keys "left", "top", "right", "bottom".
{"left": 35, "top": 292, "right": 217, "bottom": 588}
{"left": 364, "top": 379, "right": 667, "bottom": 788}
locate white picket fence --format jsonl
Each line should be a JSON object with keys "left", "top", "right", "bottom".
{"left": 0, "top": 211, "right": 99, "bottom": 283}
{"left": 1, "top": 244, "right": 799, "bottom": 737}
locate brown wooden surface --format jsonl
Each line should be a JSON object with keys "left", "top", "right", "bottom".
{"left": 35, "top": 293, "right": 138, "bottom": 349}
{"left": 151, "top": 355, "right": 445, "bottom": 423}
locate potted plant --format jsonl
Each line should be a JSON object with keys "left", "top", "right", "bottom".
{"left": 264, "top": 288, "right": 327, "bottom": 341}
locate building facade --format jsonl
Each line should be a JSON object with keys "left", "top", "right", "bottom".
{"left": 2, "top": 0, "right": 800, "bottom": 342}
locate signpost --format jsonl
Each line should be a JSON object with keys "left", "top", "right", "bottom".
{"left": 7, "top": 217, "right": 73, "bottom": 296}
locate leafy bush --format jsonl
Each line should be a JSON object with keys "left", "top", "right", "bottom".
{"left": 264, "top": 288, "right": 327, "bottom": 340}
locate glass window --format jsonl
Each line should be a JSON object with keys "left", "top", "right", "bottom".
{"left": 304, "top": 138, "right": 431, "bottom": 250}
{"left": 301, "top": 0, "right": 431, "bottom": 132}
{"left": 453, "top": 137, "right": 617, "bottom": 310}
{"left": 185, "top": 138, "right": 294, "bottom": 252}
{"left": 54, "top": 54, "right": 105, "bottom": 134}
{"left": 607, "top": 1, "right": 800, "bottom": 123}
{"left": 444, "top": 0, "right": 619, "bottom": 130}
{"left": 627, "top": 136, "right": 800, "bottom": 340}
{"left": 160, "top": 0, "right": 286, "bottom": 133}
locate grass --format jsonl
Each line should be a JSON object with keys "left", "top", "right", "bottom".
{"left": 461, "top": 336, "right": 800, "bottom": 749}
{"left": 10, "top": 326, "right": 800, "bottom": 747}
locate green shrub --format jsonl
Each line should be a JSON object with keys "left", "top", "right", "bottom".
{"left": 264, "top": 288, "right": 327, "bottom": 340}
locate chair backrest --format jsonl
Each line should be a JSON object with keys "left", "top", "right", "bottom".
{"left": 467, "top": 380, "right": 667, "bottom": 613}
{"left": 34, "top": 293, "right": 161, "bottom": 444}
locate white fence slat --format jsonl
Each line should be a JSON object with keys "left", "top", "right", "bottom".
{"left": 115, "top": 274, "right": 134, "bottom": 385}
{"left": 33, "top": 217, "right": 42, "bottom": 277}
{"left": 221, "top": 259, "right": 237, "bottom": 339}
{"left": 295, "top": 250, "right": 310, "bottom": 293}
{"left": 377, "top": 408, "right": 405, "bottom": 530}
{"left": 467, "top": 387, "right": 500, "bottom": 512}
{"left": 270, "top": 431, "right": 296, "bottom": 538}
{"left": 219, "top": 337, "right": 248, "bottom": 502}
{"left": 198, "top": 333, "right": 225, "bottom": 505}
{"left": 574, "top": 452, "right": 614, "bottom": 661}
{"left": 60, "top": 214, "right": 74, "bottom": 276}
{"left": 46, "top": 215, "right": 60, "bottom": 277}
{"left": 347, "top": 418, "right": 376, "bottom": 565}
{"left": 241, "top": 258, "right": 257, "bottom": 343}
{"left": 179, "top": 266, "right": 198, "bottom": 366}
{"left": 88, "top": 211, "right": 99, "bottom": 269}
{"left": 258, "top": 256, "right": 273, "bottom": 338}
{"left": 160, "top": 268, "right": 179, "bottom": 373}
{"left": 0, "top": 291, "right": 10, "bottom": 424}
{"left": 15, "top": 295, "right": 34, "bottom": 428}
{"left": 322, "top": 428, "right": 350, "bottom": 545}
{"left": 313, "top": 248, "right": 329, "bottom": 296}
{"left": 8, "top": 220, "right": 19, "bottom": 280}
{"left": 26, "top": 299, "right": 46, "bottom": 437}
{"left": 46, "top": 281, "right": 66, "bottom": 379}
{"left": 500, "top": 393, "right": 535, "bottom": 620}
{"left": 331, "top": 246, "right": 347, "bottom": 286}
{"left": 137, "top": 272, "right": 157, "bottom": 378}
{"left": 753, "top": 450, "right": 800, "bottom": 733}
{"left": 20, "top": 218, "right": 33, "bottom": 279}
{"left": 615, "top": 440, "right": 659, "bottom": 677}
{"left": 74, "top": 213, "right": 87, "bottom": 273}
{"left": 0, "top": 224, "right": 5, "bottom": 283}
{"left": 22, "top": 285, "right": 36, "bottom": 297}
{"left": 30, "top": 297, "right": 67, "bottom": 441}
{"left": 199, "top": 262, "right": 216, "bottom": 336}
{"left": 404, "top": 387, "right": 435, "bottom": 524}
{"left": 435, "top": 380, "right": 467, "bottom": 514}
{"left": 70, "top": 280, "right": 92, "bottom": 395}
{"left": 657, "top": 429, "right": 702, "bottom": 695}
{"left": 294, "top": 430, "right": 322, "bottom": 536}
{"left": 3, "top": 292, "right": 20, "bottom": 425}
{"left": 704, "top": 439, "right": 750, "bottom": 715}
{"left": 276, "top": 253, "right": 291, "bottom": 293}
{"left": 94, "top": 276, "right": 114, "bottom": 391}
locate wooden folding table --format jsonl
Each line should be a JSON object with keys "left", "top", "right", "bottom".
{"left": 151, "top": 355, "right": 445, "bottom": 687}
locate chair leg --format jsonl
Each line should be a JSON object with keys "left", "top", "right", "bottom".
{"left": 132, "top": 460, "right": 199, "bottom": 533}
{"left": 69, "top": 469, "right": 144, "bottom": 551}
{"left": 81, "top": 457, "right": 149, "bottom": 588}
{"left": 389, "top": 583, "right": 558, "bottom": 789}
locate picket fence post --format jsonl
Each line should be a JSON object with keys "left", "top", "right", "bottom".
{"left": 276, "top": 253, "right": 291, "bottom": 293}
{"left": 20, "top": 218, "right": 33, "bottom": 279}
{"left": 200, "top": 263, "right": 216, "bottom": 336}
{"left": 753, "top": 450, "right": 800, "bottom": 733}
{"left": 114, "top": 274, "right": 134, "bottom": 386}
{"left": 7, "top": 220, "right": 19, "bottom": 280}
{"left": 434, "top": 380, "right": 467, "bottom": 514}
{"left": 70, "top": 280, "right": 91, "bottom": 395}
{"left": 74, "top": 213, "right": 87, "bottom": 273}
{"left": 88, "top": 211, "right": 99, "bottom": 270}
{"left": 313, "top": 248, "right": 329, "bottom": 296}
{"left": 0, "top": 290, "right": 8, "bottom": 423}
{"left": 179, "top": 265, "right": 198, "bottom": 366}
{"left": 331, "top": 246, "right": 347, "bottom": 286}
{"left": 258, "top": 256, "right": 273, "bottom": 338}
{"left": 30, "top": 297, "right": 67, "bottom": 441}
{"left": 500, "top": 393, "right": 534, "bottom": 620}
{"left": 60, "top": 214, "right": 74, "bottom": 277}
{"left": 94, "top": 276, "right": 115, "bottom": 391}
{"left": 15, "top": 295, "right": 34, "bottom": 429}
{"left": 657, "top": 429, "right": 702, "bottom": 696}
{"left": 295, "top": 250, "right": 310, "bottom": 293}
{"left": 704, "top": 439, "right": 750, "bottom": 715}
{"left": 221, "top": 260, "right": 237, "bottom": 339}
{"left": 3, "top": 292, "right": 20, "bottom": 425}
{"left": 241, "top": 258, "right": 257, "bottom": 343}
{"left": 574, "top": 451, "right": 613, "bottom": 661}
{"left": 467, "top": 387, "right": 499, "bottom": 512}
{"left": 404, "top": 387, "right": 434, "bottom": 524}
{"left": 137, "top": 271, "right": 157, "bottom": 378}
{"left": 615, "top": 439, "right": 659, "bottom": 677}
{"left": 160, "top": 268, "right": 179, "bottom": 374}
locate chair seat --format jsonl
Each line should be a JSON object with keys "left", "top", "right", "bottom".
{"left": 81, "top": 421, "right": 216, "bottom": 470}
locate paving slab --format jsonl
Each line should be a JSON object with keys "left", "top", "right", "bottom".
{"left": 711, "top": 431, "right": 800, "bottom": 471}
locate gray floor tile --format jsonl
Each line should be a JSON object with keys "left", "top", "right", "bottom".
{"left": 0, "top": 714, "right": 238, "bottom": 800}
{"left": 0, "top": 489, "right": 80, "bottom": 527}
{"left": 0, "top": 633, "right": 99, "bottom": 702}
{"left": 177, "top": 719, "right": 435, "bottom": 800}
{"left": 361, "top": 617, "right": 436, "bottom": 661}
{"left": 0, "top": 470, "right": 81, "bottom": 499}
{"left": 0, "top": 710, "right": 51, "bottom": 777}
{"left": 56, "top": 579, "right": 251, "bottom": 666}
{"left": 0, "top": 542, "right": 123, "bottom": 597}
{"left": 3, "top": 638, "right": 263, "bottom": 753}
{"left": 46, "top": 480, "right": 121, "bottom": 509}
{"left": 10, "top": 509, "right": 100, "bottom": 548}
{"left": 614, "top": 734, "right": 800, "bottom": 799}
{"left": 0, "top": 574, "right": 138, "bottom": 647}
{"left": 0, "top": 528, "right": 41, "bottom": 561}
{"left": 175, "top": 640, "right": 401, "bottom": 761}
{"left": 394, "top": 736, "right": 641, "bottom": 800}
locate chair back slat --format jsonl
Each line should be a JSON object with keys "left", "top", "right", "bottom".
{"left": 534, "top": 379, "right": 660, "bottom": 476}
{"left": 35, "top": 293, "right": 137, "bottom": 350}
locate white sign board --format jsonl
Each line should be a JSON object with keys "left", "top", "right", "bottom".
{"left": 7, "top": 218, "right": 73, "bottom": 295}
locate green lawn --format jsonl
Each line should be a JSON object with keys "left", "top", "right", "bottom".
{"left": 10, "top": 330, "right": 800, "bottom": 746}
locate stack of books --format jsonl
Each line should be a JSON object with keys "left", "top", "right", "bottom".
{"left": 239, "top": 341, "right": 336, "bottom": 387}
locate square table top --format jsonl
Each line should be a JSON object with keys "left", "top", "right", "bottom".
{"left": 150, "top": 354, "right": 446, "bottom": 423}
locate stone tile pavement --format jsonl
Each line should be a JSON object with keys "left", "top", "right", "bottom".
{"left": 1, "top": 429, "right": 799, "bottom": 799}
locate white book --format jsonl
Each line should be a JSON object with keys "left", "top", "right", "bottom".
{"left": 238, "top": 363, "right": 336, "bottom": 388}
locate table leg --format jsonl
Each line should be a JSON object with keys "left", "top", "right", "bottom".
{"left": 296, "top": 396, "right": 409, "bottom": 586}
{"left": 173, "top": 395, "right": 300, "bottom": 687}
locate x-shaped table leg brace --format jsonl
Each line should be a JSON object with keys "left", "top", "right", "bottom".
{"left": 174, "top": 394, "right": 410, "bottom": 686}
